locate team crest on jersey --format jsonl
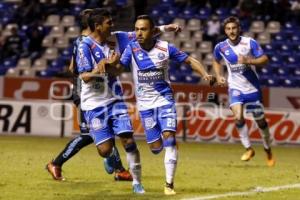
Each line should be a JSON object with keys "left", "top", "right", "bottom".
{"left": 157, "top": 52, "right": 165, "bottom": 60}
{"left": 137, "top": 53, "right": 144, "bottom": 60}
{"left": 225, "top": 50, "right": 230, "bottom": 56}
{"left": 144, "top": 117, "right": 155, "bottom": 129}
{"left": 91, "top": 118, "right": 103, "bottom": 130}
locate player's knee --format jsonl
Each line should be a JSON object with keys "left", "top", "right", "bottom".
{"left": 97, "top": 148, "right": 111, "bottom": 157}
{"left": 235, "top": 119, "right": 245, "bottom": 128}
{"left": 163, "top": 136, "right": 176, "bottom": 147}
{"left": 151, "top": 145, "right": 163, "bottom": 154}
{"left": 124, "top": 142, "right": 137, "bottom": 153}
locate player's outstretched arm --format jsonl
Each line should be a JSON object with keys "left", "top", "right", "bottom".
{"left": 154, "top": 24, "right": 181, "bottom": 36}
{"left": 212, "top": 59, "right": 226, "bottom": 86}
{"left": 184, "top": 56, "right": 211, "bottom": 81}
{"left": 238, "top": 54, "right": 269, "bottom": 66}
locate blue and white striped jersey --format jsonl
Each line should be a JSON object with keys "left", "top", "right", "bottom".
{"left": 76, "top": 36, "right": 123, "bottom": 110}
{"left": 213, "top": 36, "right": 264, "bottom": 93}
{"left": 120, "top": 40, "right": 188, "bottom": 111}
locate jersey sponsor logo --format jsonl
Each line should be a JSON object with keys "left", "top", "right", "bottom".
{"left": 133, "top": 47, "right": 141, "bottom": 52}
{"left": 137, "top": 69, "right": 165, "bottom": 83}
{"left": 157, "top": 52, "right": 166, "bottom": 60}
{"left": 91, "top": 118, "right": 103, "bottom": 130}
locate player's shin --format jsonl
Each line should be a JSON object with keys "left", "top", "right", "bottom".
{"left": 236, "top": 121, "right": 251, "bottom": 149}
{"left": 125, "top": 142, "right": 142, "bottom": 185}
{"left": 163, "top": 137, "right": 178, "bottom": 185}
{"left": 258, "top": 121, "right": 271, "bottom": 150}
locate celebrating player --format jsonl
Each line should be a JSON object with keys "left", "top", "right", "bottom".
{"left": 212, "top": 16, "right": 275, "bottom": 166}
{"left": 109, "top": 15, "right": 211, "bottom": 195}
{"left": 46, "top": 9, "right": 132, "bottom": 182}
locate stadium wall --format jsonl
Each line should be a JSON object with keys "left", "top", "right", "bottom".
{"left": 0, "top": 77, "right": 299, "bottom": 145}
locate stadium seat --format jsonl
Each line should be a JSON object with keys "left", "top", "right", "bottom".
{"left": 181, "top": 41, "right": 196, "bottom": 53}
{"left": 189, "top": 52, "right": 202, "bottom": 61}
{"left": 203, "top": 53, "right": 214, "bottom": 66}
{"left": 179, "top": 6, "right": 196, "bottom": 19}
{"left": 22, "top": 68, "right": 36, "bottom": 77}
{"left": 48, "top": 26, "right": 64, "bottom": 38}
{"left": 42, "top": 36, "right": 54, "bottom": 48}
{"left": 32, "top": 58, "right": 47, "bottom": 70}
{"left": 195, "top": 7, "right": 211, "bottom": 20}
{"left": 249, "top": 21, "right": 265, "bottom": 33}
{"left": 169, "top": 72, "right": 185, "bottom": 83}
{"left": 6, "top": 67, "right": 20, "bottom": 77}
{"left": 263, "top": 44, "right": 275, "bottom": 56}
{"left": 198, "top": 41, "right": 212, "bottom": 54}
{"left": 277, "top": 68, "right": 289, "bottom": 76}
{"left": 179, "top": 64, "right": 192, "bottom": 73}
{"left": 185, "top": 74, "right": 200, "bottom": 84}
{"left": 215, "top": 7, "right": 229, "bottom": 20}
{"left": 265, "top": 21, "right": 281, "bottom": 34}
{"left": 173, "top": 18, "right": 186, "bottom": 29}
{"left": 55, "top": 37, "right": 69, "bottom": 49}
{"left": 176, "top": 30, "right": 190, "bottom": 42}
{"left": 44, "top": 15, "right": 60, "bottom": 27}
{"left": 191, "top": 31, "right": 203, "bottom": 43}
{"left": 242, "top": 32, "right": 255, "bottom": 38}
{"left": 157, "top": 16, "right": 173, "bottom": 26}
{"left": 257, "top": 32, "right": 271, "bottom": 45}
{"left": 61, "top": 15, "right": 75, "bottom": 27}
{"left": 43, "top": 47, "right": 58, "bottom": 60}
{"left": 159, "top": 32, "right": 175, "bottom": 42}
{"left": 167, "top": 7, "right": 180, "bottom": 18}
{"left": 269, "top": 55, "right": 283, "bottom": 69}
{"left": 65, "top": 26, "right": 80, "bottom": 39}
{"left": 186, "top": 19, "right": 201, "bottom": 31}
{"left": 16, "top": 58, "right": 31, "bottom": 69}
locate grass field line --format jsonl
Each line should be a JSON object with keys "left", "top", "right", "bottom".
{"left": 181, "top": 183, "right": 300, "bottom": 200}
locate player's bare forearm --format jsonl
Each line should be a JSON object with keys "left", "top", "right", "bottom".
{"left": 212, "top": 59, "right": 222, "bottom": 79}
{"left": 238, "top": 54, "right": 269, "bottom": 66}
{"left": 185, "top": 56, "right": 209, "bottom": 77}
{"left": 153, "top": 24, "right": 181, "bottom": 36}
{"left": 250, "top": 55, "right": 269, "bottom": 66}
{"left": 68, "top": 56, "right": 75, "bottom": 74}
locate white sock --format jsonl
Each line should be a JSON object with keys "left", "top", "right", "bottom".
{"left": 259, "top": 126, "right": 271, "bottom": 149}
{"left": 164, "top": 146, "right": 178, "bottom": 184}
{"left": 126, "top": 150, "right": 142, "bottom": 185}
{"left": 237, "top": 124, "right": 251, "bottom": 149}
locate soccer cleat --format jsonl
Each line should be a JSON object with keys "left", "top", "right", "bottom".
{"left": 265, "top": 148, "right": 276, "bottom": 167}
{"left": 114, "top": 170, "right": 133, "bottom": 181}
{"left": 46, "top": 161, "right": 65, "bottom": 181}
{"left": 164, "top": 182, "right": 176, "bottom": 195}
{"left": 241, "top": 148, "right": 255, "bottom": 161}
{"left": 133, "top": 183, "right": 145, "bottom": 194}
{"left": 103, "top": 157, "right": 115, "bottom": 174}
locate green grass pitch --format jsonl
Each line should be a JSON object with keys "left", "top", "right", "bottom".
{"left": 0, "top": 135, "right": 300, "bottom": 200}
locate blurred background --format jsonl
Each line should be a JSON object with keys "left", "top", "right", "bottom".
{"left": 0, "top": 0, "right": 299, "bottom": 144}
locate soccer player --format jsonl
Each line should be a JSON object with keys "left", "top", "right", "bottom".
{"left": 212, "top": 16, "right": 275, "bottom": 166}
{"left": 112, "top": 15, "right": 211, "bottom": 195}
{"left": 75, "top": 8, "right": 147, "bottom": 194}
{"left": 46, "top": 9, "right": 132, "bottom": 182}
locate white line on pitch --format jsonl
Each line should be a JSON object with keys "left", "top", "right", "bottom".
{"left": 181, "top": 183, "right": 300, "bottom": 200}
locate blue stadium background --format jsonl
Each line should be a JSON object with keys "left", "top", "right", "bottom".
{"left": 0, "top": 0, "right": 299, "bottom": 88}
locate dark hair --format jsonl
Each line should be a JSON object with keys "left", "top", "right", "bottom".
{"left": 223, "top": 16, "right": 240, "bottom": 29}
{"left": 136, "top": 15, "right": 155, "bottom": 29}
{"left": 88, "top": 8, "right": 111, "bottom": 32}
{"left": 79, "top": 9, "right": 93, "bottom": 30}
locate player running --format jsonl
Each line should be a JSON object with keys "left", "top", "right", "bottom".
{"left": 212, "top": 16, "right": 275, "bottom": 166}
